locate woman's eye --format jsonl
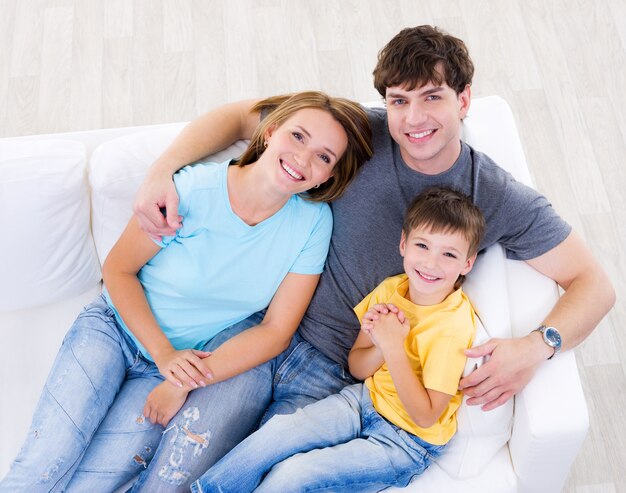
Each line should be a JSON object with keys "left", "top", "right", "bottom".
{"left": 319, "top": 154, "right": 331, "bottom": 164}
{"left": 292, "top": 132, "right": 304, "bottom": 142}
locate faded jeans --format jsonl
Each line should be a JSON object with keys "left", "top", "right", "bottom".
{"left": 0, "top": 295, "right": 272, "bottom": 493}
{"left": 192, "top": 383, "right": 446, "bottom": 493}
{"left": 129, "top": 330, "right": 357, "bottom": 492}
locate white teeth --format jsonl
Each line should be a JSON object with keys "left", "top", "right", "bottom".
{"left": 418, "top": 271, "right": 438, "bottom": 281}
{"left": 409, "top": 129, "right": 434, "bottom": 139}
{"left": 281, "top": 162, "right": 303, "bottom": 180}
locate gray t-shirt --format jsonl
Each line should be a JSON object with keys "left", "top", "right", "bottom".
{"left": 298, "top": 106, "right": 571, "bottom": 367}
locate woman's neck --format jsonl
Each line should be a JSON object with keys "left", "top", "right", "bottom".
{"left": 227, "top": 163, "right": 290, "bottom": 226}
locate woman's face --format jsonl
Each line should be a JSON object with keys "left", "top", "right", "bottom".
{"left": 262, "top": 108, "right": 348, "bottom": 196}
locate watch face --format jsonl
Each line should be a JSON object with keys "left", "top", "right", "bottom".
{"left": 544, "top": 327, "right": 562, "bottom": 348}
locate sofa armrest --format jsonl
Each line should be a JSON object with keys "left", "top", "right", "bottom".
{"left": 510, "top": 350, "right": 588, "bottom": 493}
{"left": 504, "top": 258, "right": 589, "bottom": 492}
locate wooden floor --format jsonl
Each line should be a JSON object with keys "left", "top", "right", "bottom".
{"left": 1, "top": 1, "right": 624, "bottom": 491}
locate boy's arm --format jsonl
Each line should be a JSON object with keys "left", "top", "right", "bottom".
{"left": 133, "top": 99, "right": 261, "bottom": 238}
{"left": 348, "top": 328, "right": 384, "bottom": 380}
{"left": 460, "top": 230, "right": 616, "bottom": 410}
{"left": 371, "top": 313, "right": 452, "bottom": 428}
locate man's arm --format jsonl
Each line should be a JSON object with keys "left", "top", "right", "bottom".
{"left": 133, "top": 99, "right": 261, "bottom": 237}
{"left": 459, "top": 231, "right": 616, "bottom": 410}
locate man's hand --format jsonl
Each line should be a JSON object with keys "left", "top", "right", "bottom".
{"left": 458, "top": 333, "right": 550, "bottom": 411}
{"left": 143, "top": 381, "right": 189, "bottom": 426}
{"left": 153, "top": 348, "right": 213, "bottom": 389}
{"left": 133, "top": 168, "right": 181, "bottom": 240}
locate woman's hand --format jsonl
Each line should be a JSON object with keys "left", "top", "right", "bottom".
{"left": 143, "top": 381, "right": 190, "bottom": 426}
{"left": 153, "top": 348, "right": 213, "bottom": 389}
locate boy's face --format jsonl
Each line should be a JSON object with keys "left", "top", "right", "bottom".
{"left": 399, "top": 226, "right": 476, "bottom": 306}
{"left": 385, "top": 79, "right": 470, "bottom": 175}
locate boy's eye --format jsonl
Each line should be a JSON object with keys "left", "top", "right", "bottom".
{"left": 444, "top": 252, "right": 458, "bottom": 258}
{"left": 415, "top": 243, "right": 427, "bottom": 249}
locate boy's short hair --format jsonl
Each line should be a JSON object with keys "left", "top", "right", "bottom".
{"left": 373, "top": 25, "right": 474, "bottom": 97}
{"left": 403, "top": 186, "right": 485, "bottom": 258}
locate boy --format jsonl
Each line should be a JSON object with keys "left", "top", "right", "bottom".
{"left": 190, "top": 187, "right": 486, "bottom": 493}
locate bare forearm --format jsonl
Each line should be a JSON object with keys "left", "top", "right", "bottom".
{"left": 540, "top": 270, "right": 615, "bottom": 351}
{"left": 203, "top": 324, "right": 292, "bottom": 384}
{"left": 348, "top": 346, "right": 384, "bottom": 380}
{"left": 150, "top": 99, "right": 261, "bottom": 176}
{"left": 383, "top": 345, "right": 438, "bottom": 428}
{"left": 103, "top": 271, "right": 173, "bottom": 359}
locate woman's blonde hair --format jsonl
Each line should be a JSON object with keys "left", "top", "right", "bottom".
{"left": 235, "top": 91, "right": 373, "bottom": 202}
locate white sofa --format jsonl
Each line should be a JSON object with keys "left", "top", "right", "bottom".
{"left": 0, "top": 96, "right": 588, "bottom": 492}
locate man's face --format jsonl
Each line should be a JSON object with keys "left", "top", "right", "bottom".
{"left": 385, "top": 80, "right": 470, "bottom": 175}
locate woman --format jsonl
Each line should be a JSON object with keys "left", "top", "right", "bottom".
{"left": 0, "top": 92, "right": 372, "bottom": 493}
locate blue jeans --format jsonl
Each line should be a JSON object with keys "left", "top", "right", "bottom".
{"left": 0, "top": 296, "right": 271, "bottom": 493}
{"left": 129, "top": 331, "right": 357, "bottom": 492}
{"left": 192, "top": 383, "right": 445, "bottom": 493}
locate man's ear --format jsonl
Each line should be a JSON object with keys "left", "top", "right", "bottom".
{"left": 458, "top": 84, "right": 471, "bottom": 120}
{"left": 399, "top": 231, "right": 406, "bottom": 257}
{"left": 461, "top": 252, "right": 477, "bottom": 275}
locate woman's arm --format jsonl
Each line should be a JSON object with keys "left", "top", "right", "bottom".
{"left": 133, "top": 99, "right": 262, "bottom": 238}
{"left": 202, "top": 271, "right": 321, "bottom": 383}
{"left": 143, "top": 271, "right": 321, "bottom": 426}
{"left": 102, "top": 217, "right": 212, "bottom": 388}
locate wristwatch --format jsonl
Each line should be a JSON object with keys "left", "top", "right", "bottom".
{"left": 533, "top": 325, "right": 562, "bottom": 359}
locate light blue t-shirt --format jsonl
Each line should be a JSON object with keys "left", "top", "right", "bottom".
{"left": 106, "top": 161, "right": 332, "bottom": 361}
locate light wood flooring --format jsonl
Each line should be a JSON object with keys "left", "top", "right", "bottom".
{"left": 0, "top": 1, "right": 624, "bottom": 491}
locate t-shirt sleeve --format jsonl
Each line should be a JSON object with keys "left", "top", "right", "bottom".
{"left": 497, "top": 180, "right": 571, "bottom": 261}
{"left": 154, "top": 165, "right": 197, "bottom": 248}
{"left": 289, "top": 203, "right": 333, "bottom": 275}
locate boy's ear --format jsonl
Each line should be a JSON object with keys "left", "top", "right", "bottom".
{"left": 461, "top": 252, "right": 478, "bottom": 275}
{"left": 399, "top": 231, "right": 406, "bottom": 257}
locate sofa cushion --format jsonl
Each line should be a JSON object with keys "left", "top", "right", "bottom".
{"left": 435, "top": 244, "right": 514, "bottom": 479}
{"left": 89, "top": 126, "right": 248, "bottom": 264}
{"left": 0, "top": 140, "right": 101, "bottom": 311}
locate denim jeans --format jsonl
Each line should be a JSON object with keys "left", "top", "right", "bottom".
{"left": 0, "top": 296, "right": 270, "bottom": 493}
{"left": 129, "top": 331, "right": 357, "bottom": 493}
{"left": 192, "top": 383, "right": 446, "bottom": 493}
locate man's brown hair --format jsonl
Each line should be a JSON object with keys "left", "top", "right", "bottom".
{"left": 373, "top": 25, "right": 474, "bottom": 97}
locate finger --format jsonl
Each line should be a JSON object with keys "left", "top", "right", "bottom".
{"left": 384, "top": 303, "right": 399, "bottom": 313}
{"left": 396, "top": 310, "right": 406, "bottom": 324}
{"left": 481, "top": 391, "right": 514, "bottom": 411}
{"left": 186, "top": 354, "right": 213, "bottom": 381}
{"left": 165, "top": 193, "right": 181, "bottom": 230}
{"left": 464, "top": 340, "right": 498, "bottom": 358}
{"left": 372, "top": 304, "right": 389, "bottom": 314}
{"left": 191, "top": 349, "right": 212, "bottom": 359}
{"left": 458, "top": 363, "right": 492, "bottom": 391}
{"left": 164, "top": 371, "right": 183, "bottom": 388}
{"left": 174, "top": 362, "right": 204, "bottom": 388}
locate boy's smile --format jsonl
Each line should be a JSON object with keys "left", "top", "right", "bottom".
{"left": 385, "top": 78, "right": 470, "bottom": 175}
{"left": 400, "top": 226, "right": 476, "bottom": 306}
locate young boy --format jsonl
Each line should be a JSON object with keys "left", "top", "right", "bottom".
{"left": 190, "top": 186, "right": 486, "bottom": 493}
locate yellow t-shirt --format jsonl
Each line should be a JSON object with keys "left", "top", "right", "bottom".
{"left": 353, "top": 274, "right": 476, "bottom": 445}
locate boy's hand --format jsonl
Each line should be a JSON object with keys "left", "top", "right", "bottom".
{"left": 153, "top": 348, "right": 213, "bottom": 389}
{"left": 143, "top": 381, "right": 189, "bottom": 426}
{"left": 133, "top": 169, "right": 182, "bottom": 241}
{"left": 361, "top": 303, "right": 406, "bottom": 332}
{"left": 365, "top": 311, "right": 409, "bottom": 354}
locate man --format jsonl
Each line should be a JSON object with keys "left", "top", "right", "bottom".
{"left": 130, "top": 25, "right": 614, "bottom": 491}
